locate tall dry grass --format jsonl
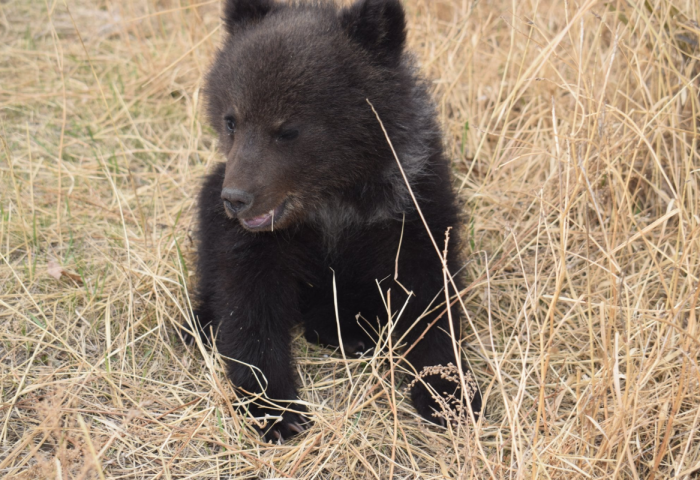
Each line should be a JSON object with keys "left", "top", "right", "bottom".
{"left": 1, "top": 0, "right": 699, "bottom": 478}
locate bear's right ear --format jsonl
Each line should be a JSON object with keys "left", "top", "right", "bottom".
{"left": 340, "top": 0, "right": 407, "bottom": 67}
{"left": 223, "top": 0, "right": 275, "bottom": 34}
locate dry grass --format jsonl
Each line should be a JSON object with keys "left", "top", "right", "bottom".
{"left": 1, "top": 0, "right": 699, "bottom": 478}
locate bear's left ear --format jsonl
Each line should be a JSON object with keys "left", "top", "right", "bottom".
{"left": 339, "top": 0, "right": 407, "bottom": 67}
{"left": 223, "top": 0, "right": 275, "bottom": 34}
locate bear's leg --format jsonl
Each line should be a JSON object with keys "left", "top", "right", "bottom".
{"left": 401, "top": 309, "right": 482, "bottom": 426}
{"left": 214, "top": 260, "right": 312, "bottom": 442}
{"left": 391, "top": 259, "right": 482, "bottom": 425}
{"left": 302, "top": 305, "right": 375, "bottom": 355}
{"left": 195, "top": 238, "right": 311, "bottom": 442}
{"left": 218, "top": 314, "right": 310, "bottom": 442}
{"left": 208, "top": 279, "right": 310, "bottom": 442}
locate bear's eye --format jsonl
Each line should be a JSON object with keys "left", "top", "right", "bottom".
{"left": 224, "top": 116, "right": 236, "bottom": 135}
{"left": 277, "top": 129, "right": 299, "bottom": 142}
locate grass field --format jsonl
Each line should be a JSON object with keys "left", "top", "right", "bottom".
{"left": 1, "top": 0, "right": 699, "bottom": 478}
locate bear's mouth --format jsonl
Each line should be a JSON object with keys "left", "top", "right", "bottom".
{"left": 239, "top": 200, "right": 286, "bottom": 231}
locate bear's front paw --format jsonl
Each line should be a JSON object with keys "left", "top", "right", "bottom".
{"left": 410, "top": 363, "right": 482, "bottom": 427}
{"left": 248, "top": 402, "right": 312, "bottom": 443}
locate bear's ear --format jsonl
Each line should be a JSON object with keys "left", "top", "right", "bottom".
{"left": 223, "top": 0, "right": 275, "bottom": 34}
{"left": 340, "top": 0, "right": 407, "bottom": 67}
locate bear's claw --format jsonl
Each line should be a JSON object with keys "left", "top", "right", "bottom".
{"left": 248, "top": 403, "right": 311, "bottom": 443}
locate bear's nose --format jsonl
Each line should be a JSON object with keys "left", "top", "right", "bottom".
{"left": 221, "top": 188, "right": 253, "bottom": 216}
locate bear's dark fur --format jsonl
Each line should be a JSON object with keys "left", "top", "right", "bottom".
{"left": 190, "top": 0, "right": 482, "bottom": 441}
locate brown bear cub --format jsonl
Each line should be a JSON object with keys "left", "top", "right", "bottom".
{"left": 190, "top": 0, "right": 482, "bottom": 441}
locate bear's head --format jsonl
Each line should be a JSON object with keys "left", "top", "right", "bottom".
{"left": 204, "top": 0, "right": 427, "bottom": 233}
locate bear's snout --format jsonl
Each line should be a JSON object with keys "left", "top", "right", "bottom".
{"left": 221, "top": 187, "right": 253, "bottom": 217}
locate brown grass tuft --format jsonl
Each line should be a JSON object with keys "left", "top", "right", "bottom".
{"left": 1, "top": 0, "right": 699, "bottom": 478}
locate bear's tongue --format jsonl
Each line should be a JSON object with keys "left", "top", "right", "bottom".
{"left": 240, "top": 202, "right": 284, "bottom": 229}
{"left": 241, "top": 211, "right": 273, "bottom": 228}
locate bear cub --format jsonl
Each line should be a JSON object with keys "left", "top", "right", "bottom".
{"left": 191, "top": 0, "right": 482, "bottom": 441}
